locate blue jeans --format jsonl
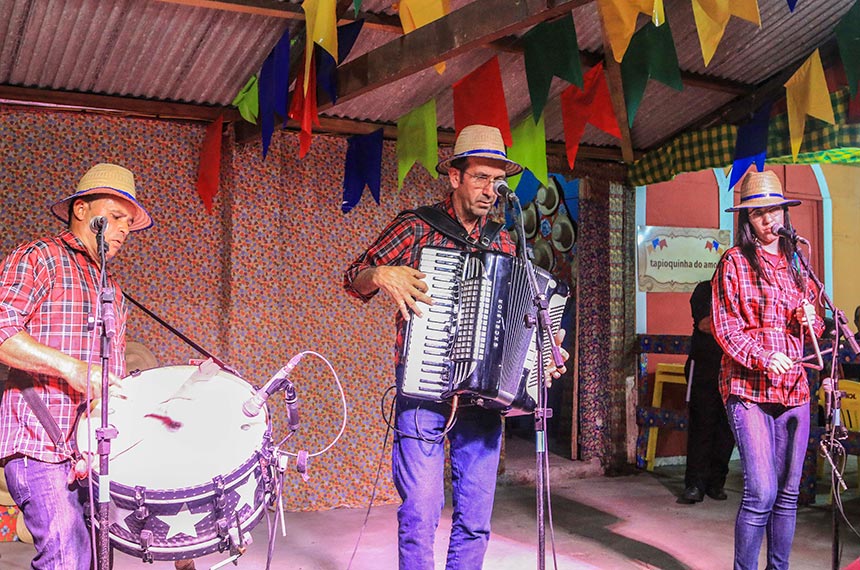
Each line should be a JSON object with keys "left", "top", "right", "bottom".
{"left": 5, "top": 457, "right": 91, "bottom": 570}
{"left": 726, "top": 396, "right": 809, "bottom": 570}
{"left": 393, "top": 395, "right": 502, "bottom": 570}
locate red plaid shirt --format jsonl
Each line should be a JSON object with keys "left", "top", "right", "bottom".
{"left": 344, "top": 195, "right": 515, "bottom": 366}
{"left": 0, "top": 230, "right": 127, "bottom": 463}
{"left": 712, "top": 245, "right": 822, "bottom": 406}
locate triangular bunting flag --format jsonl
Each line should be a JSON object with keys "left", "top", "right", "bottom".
{"left": 232, "top": 76, "right": 259, "bottom": 124}
{"left": 784, "top": 49, "right": 835, "bottom": 160}
{"left": 288, "top": 54, "right": 320, "bottom": 158}
{"left": 692, "top": 0, "right": 761, "bottom": 66}
{"left": 397, "top": 99, "right": 439, "bottom": 188}
{"left": 302, "top": 0, "right": 338, "bottom": 95}
{"left": 560, "top": 63, "right": 622, "bottom": 169}
{"left": 786, "top": 0, "right": 798, "bottom": 11}
{"left": 342, "top": 129, "right": 383, "bottom": 213}
{"left": 196, "top": 115, "right": 223, "bottom": 214}
{"left": 620, "top": 16, "right": 683, "bottom": 127}
{"left": 523, "top": 13, "right": 583, "bottom": 121}
{"left": 597, "top": 0, "right": 665, "bottom": 62}
{"left": 398, "top": 0, "right": 450, "bottom": 74}
{"left": 317, "top": 20, "right": 365, "bottom": 105}
{"left": 453, "top": 57, "right": 512, "bottom": 146}
{"left": 508, "top": 114, "right": 548, "bottom": 189}
{"left": 728, "top": 101, "right": 772, "bottom": 189}
{"left": 836, "top": 1, "right": 860, "bottom": 98}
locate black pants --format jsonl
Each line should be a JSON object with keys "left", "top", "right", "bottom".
{"left": 684, "top": 358, "right": 735, "bottom": 491}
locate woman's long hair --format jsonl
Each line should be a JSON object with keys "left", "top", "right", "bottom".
{"left": 735, "top": 207, "right": 805, "bottom": 289}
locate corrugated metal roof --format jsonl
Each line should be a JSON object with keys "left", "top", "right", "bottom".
{"left": 0, "top": 0, "right": 855, "bottom": 158}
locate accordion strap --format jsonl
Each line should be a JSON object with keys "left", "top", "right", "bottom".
{"left": 21, "top": 384, "right": 71, "bottom": 456}
{"left": 405, "top": 206, "right": 504, "bottom": 251}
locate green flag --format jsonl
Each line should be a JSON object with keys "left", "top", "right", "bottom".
{"left": 523, "top": 13, "right": 583, "bottom": 122}
{"left": 397, "top": 99, "right": 438, "bottom": 189}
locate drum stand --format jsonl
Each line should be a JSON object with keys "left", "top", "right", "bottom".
{"left": 507, "top": 193, "right": 566, "bottom": 570}
{"left": 92, "top": 225, "right": 118, "bottom": 570}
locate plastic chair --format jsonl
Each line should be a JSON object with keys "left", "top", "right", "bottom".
{"left": 817, "top": 379, "right": 860, "bottom": 496}
{"left": 645, "top": 362, "right": 687, "bottom": 471}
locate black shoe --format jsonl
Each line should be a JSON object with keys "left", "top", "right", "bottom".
{"left": 677, "top": 486, "right": 704, "bottom": 504}
{"left": 706, "top": 487, "right": 728, "bottom": 501}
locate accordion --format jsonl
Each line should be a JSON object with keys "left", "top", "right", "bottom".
{"left": 400, "top": 246, "right": 569, "bottom": 415}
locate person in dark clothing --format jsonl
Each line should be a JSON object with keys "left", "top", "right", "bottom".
{"left": 678, "top": 280, "right": 735, "bottom": 504}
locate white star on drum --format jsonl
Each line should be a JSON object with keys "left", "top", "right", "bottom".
{"left": 234, "top": 474, "right": 259, "bottom": 514}
{"left": 163, "top": 503, "right": 208, "bottom": 541}
{"left": 109, "top": 505, "right": 134, "bottom": 535}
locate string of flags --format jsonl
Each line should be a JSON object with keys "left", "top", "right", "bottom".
{"left": 197, "top": 0, "right": 860, "bottom": 211}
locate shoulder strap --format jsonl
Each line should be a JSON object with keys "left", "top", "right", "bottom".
{"left": 21, "top": 385, "right": 70, "bottom": 455}
{"left": 405, "top": 206, "right": 504, "bottom": 251}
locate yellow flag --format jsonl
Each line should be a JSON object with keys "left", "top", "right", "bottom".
{"left": 692, "top": 0, "right": 760, "bottom": 66}
{"left": 303, "top": 0, "right": 338, "bottom": 94}
{"left": 597, "top": 0, "right": 663, "bottom": 62}
{"left": 398, "top": 0, "right": 450, "bottom": 74}
{"left": 785, "top": 49, "right": 836, "bottom": 160}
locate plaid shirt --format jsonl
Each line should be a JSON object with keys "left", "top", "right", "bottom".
{"left": 0, "top": 230, "right": 127, "bottom": 463}
{"left": 712, "top": 245, "right": 822, "bottom": 406}
{"left": 344, "top": 195, "right": 515, "bottom": 367}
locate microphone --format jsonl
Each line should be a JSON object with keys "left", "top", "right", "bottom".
{"left": 89, "top": 216, "right": 107, "bottom": 234}
{"left": 492, "top": 179, "right": 516, "bottom": 203}
{"left": 242, "top": 353, "right": 304, "bottom": 418}
{"left": 284, "top": 384, "right": 300, "bottom": 432}
{"left": 771, "top": 223, "right": 808, "bottom": 244}
{"left": 822, "top": 377, "right": 833, "bottom": 422}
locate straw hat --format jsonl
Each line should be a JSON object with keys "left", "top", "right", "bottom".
{"left": 726, "top": 170, "right": 801, "bottom": 212}
{"left": 50, "top": 163, "right": 153, "bottom": 231}
{"left": 436, "top": 125, "right": 523, "bottom": 176}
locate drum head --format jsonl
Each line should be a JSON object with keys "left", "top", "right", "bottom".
{"left": 76, "top": 365, "right": 269, "bottom": 491}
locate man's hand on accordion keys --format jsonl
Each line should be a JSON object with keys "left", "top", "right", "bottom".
{"left": 545, "top": 329, "right": 569, "bottom": 388}
{"left": 371, "top": 265, "right": 433, "bottom": 321}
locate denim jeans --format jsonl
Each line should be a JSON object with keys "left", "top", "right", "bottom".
{"left": 393, "top": 395, "right": 502, "bottom": 570}
{"left": 726, "top": 396, "right": 810, "bottom": 570}
{"left": 5, "top": 456, "right": 91, "bottom": 570}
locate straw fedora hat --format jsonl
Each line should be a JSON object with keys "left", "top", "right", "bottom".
{"left": 50, "top": 163, "right": 153, "bottom": 231}
{"left": 436, "top": 125, "right": 523, "bottom": 176}
{"left": 726, "top": 170, "right": 801, "bottom": 212}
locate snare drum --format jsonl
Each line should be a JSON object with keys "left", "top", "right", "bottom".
{"left": 75, "top": 364, "right": 273, "bottom": 561}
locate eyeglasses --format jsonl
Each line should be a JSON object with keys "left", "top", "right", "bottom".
{"left": 462, "top": 171, "right": 507, "bottom": 189}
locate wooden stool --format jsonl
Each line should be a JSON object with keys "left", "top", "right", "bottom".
{"left": 645, "top": 362, "right": 687, "bottom": 471}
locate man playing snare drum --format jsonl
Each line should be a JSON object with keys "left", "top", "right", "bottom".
{"left": 0, "top": 164, "right": 151, "bottom": 570}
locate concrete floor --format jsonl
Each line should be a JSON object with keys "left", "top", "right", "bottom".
{"left": 2, "top": 438, "right": 860, "bottom": 570}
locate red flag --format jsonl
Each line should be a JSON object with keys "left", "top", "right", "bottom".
{"left": 196, "top": 114, "right": 223, "bottom": 213}
{"left": 288, "top": 54, "right": 320, "bottom": 158}
{"left": 452, "top": 57, "right": 512, "bottom": 146}
{"left": 560, "top": 63, "right": 621, "bottom": 168}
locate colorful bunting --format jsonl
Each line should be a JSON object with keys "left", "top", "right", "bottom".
{"left": 620, "top": 17, "right": 683, "bottom": 127}
{"left": 397, "top": 100, "right": 439, "bottom": 188}
{"left": 452, "top": 57, "right": 512, "bottom": 146}
{"left": 523, "top": 13, "right": 583, "bottom": 121}
{"left": 317, "top": 20, "right": 365, "bottom": 105}
{"left": 508, "top": 114, "right": 548, "bottom": 188}
{"left": 836, "top": 1, "right": 860, "bottom": 98}
{"left": 302, "top": 0, "right": 338, "bottom": 95}
{"left": 784, "top": 49, "right": 835, "bottom": 160}
{"left": 258, "top": 30, "right": 290, "bottom": 158}
{"left": 692, "top": 0, "right": 761, "bottom": 66}
{"left": 560, "top": 63, "right": 622, "bottom": 169}
{"left": 597, "top": 0, "right": 665, "bottom": 62}
{"left": 288, "top": 54, "right": 320, "bottom": 158}
{"left": 342, "top": 129, "right": 383, "bottom": 213}
{"left": 728, "top": 101, "right": 772, "bottom": 189}
{"left": 232, "top": 76, "right": 259, "bottom": 124}
{"left": 398, "top": 0, "right": 450, "bottom": 74}
{"left": 196, "top": 115, "right": 223, "bottom": 214}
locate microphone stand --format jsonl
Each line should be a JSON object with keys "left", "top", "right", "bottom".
{"left": 788, "top": 233, "right": 859, "bottom": 570}
{"left": 93, "top": 226, "right": 118, "bottom": 570}
{"left": 506, "top": 192, "right": 564, "bottom": 570}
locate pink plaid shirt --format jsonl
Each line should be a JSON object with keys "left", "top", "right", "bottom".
{"left": 712, "top": 245, "right": 822, "bottom": 407}
{"left": 0, "top": 230, "right": 127, "bottom": 463}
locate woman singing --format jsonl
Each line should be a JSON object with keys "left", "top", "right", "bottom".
{"left": 711, "top": 170, "right": 822, "bottom": 570}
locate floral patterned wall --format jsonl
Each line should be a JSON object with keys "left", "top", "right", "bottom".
{"left": 0, "top": 106, "right": 623, "bottom": 512}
